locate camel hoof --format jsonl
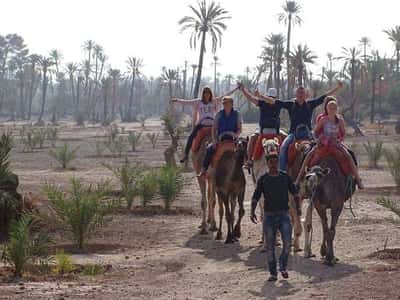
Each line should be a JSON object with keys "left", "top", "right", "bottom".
{"left": 304, "top": 252, "right": 316, "bottom": 258}
{"left": 233, "top": 229, "right": 241, "bottom": 239}
{"left": 215, "top": 232, "right": 222, "bottom": 240}
{"left": 225, "top": 239, "right": 234, "bottom": 244}
{"left": 260, "top": 247, "right": 267, "bottom": 253}
{"left": 323, "top": 257, "right": 337, "bottom": 266}
{"left": 200, "top": 227, "right": 208, "bottom": 235}
{"left": 209, "top": 222, "right": 218, "bottom": 232}
{"left": 293, "top": 248, "right": 303, "bottom": 253}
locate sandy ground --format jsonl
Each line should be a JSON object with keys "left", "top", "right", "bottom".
{"left": 0, "top": 119, "right": 399, "bottom": 300}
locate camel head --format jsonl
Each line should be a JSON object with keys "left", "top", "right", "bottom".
{"left": 262, "top": 138, "right": 280, "bottom": 156}
{"left": 304, "top": 165, "right": 331, "bottom": 195}
{"left": 235, "top": 137, "right": 248, "bottom": 162}
{"left": 295, "top": 140, "right": 313, "bottom": 153}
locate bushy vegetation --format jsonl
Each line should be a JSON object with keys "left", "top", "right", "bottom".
{"left": 1, "top": 214, "right": 52, "bottom": 277}
{"left": 158, "top": 166, "right": 184, "bottom": 210}
{"left": 138, "top": 171, "right": 158, "bottom": 207}
{"left": 43, "top": 178, "right": 114, "bottom": 250}
{"left": 378, "top": 197, "right": 400, "bottom": 218}
{"left": 363, "top": 140, "right": 383, "bottom": 168}
{"left": 127, "top": 131, "right": 142, "bottom": 152}
{"left": 384, "top": 147, "right": 400, "bottom": 187}
{"left": 50, "top": 143, "right": 79, "bottom": 169}
{"left": 54, "top": 250, "right": 74, "bottom": 275}
{"left": 146, "top": 133, "right": 160, "bottom": 149}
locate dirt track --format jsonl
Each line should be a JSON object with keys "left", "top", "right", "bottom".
{"left": 0, "top": 120, "right": 399, "bottom": 300}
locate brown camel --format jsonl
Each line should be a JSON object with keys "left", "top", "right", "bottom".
{"left": 191, "top": 131, "right": 217, "bottom": 234}
{"left": 213, "top": 138, "right": 247, "bottom": 244}
{"left": 302, "top": 156, "right": 355, "bottom": 265}
{"left": 286, "top": 140, "right": 313, "bottom": 251}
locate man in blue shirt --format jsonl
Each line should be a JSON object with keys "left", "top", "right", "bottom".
{"left": 198, "top": 96, "right": 242, "bottom": 178}
{"left": 259, "top": 82, "right": 344, "bottom": 172}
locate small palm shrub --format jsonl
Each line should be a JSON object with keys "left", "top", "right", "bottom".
{"left": 106, "top": 136, "right": 126, "bottom": 158}
{"left": 146, "top": 133, "right": 159, "bottom": 149}
{"left": 50, "top": 143, "right": 79, "bottom": 169}
{"left": 33, "top": 128, "right": 47, "bottom": 149}
{"left": 107, "top": 124, "right": 119, "bottom": 143}
{"left": 158, "top": 166, "right": 184, "bottom": 210}
{"left": 363, "top": 140, "right": 383, "bottom": 168}
{"left": 138, "top": 114, "right": 147, "bottom": 129}
{"left": 54, "top": 250, "right": 74, "bottom": 275}
{"left": 384, "top": 147, "right": 400, "bottom": 187}
{"left": 138, "top": 171, "right": 158, "bottom": 207}
{"left": 128, "top": 131, "right": 142, "bottom": 152}
{"left": 20, "top": 128, "right": 38, "bottom": 152}
{"left": 83, "top": 264, "right": 105, "bottom": 276}
{"left": 104, "top": 158, "right": 143, "bottom": 209}
{"left": 93, "top": 141, "right": 106, "bottom": 157}
{"left": 47, "top": 127, "right": 58, "bottom": 147}
{"left": 2, "top": 214, "right": 52, "bottom": 277}
{"left": 378, "top": 197, "right": 400, "bottom": 218}
{"left": 43, "top": 178, "right": 113, "bottom": 250}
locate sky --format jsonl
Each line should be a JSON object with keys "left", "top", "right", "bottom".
{"left": 1, "top": 0, "right": 399, "bottom": 80}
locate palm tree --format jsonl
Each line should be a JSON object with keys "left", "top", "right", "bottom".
{"left": 101, "top": 77, "right": 111, "bottom": 124}
{"left": 359, "top": 37, "right": 371, "bottom": 65}
{"left": 265, "top": 33, "right": 285, "bottom": 97}
{"left": 290, "top": 44, "right": 317, "bottom": 86}
{"left": 278, "top": 0, "right": 302, "bottom": 98}
{"left": 383, "top": 26, "right": 400, "bottom": 75}
{"left": 212, "top": 56, "right": 219, "bottom": 93}
{"left": 27, "top": 54, "right": 40, "bottom": 120}
{"left": 126, "top": 57, "right": 143, "bottom": 121}
{"left": 82, "top": 40, "right": 95, "bottom": 91}
{"left": 37, "top": 56, "right": 54, "bottom": 124}
{"left": 324, "top": 70, "right": 337, "bottom": 87}
{"left": 339, "top": 47, "right": 362, "bottom": 118}
{"left": 108, "top": 68, "right": 121, "bottom": 119}
{"left": 49, "top": 49, "right": 63, "bottom": 74}
{"left": 161, "top": 69, "right": 179, "bottom": 100}
{"left": 179, "top": 0, "right": 230, "bottom": 98}
{"left": 66, "top": 62, "right": 78, "bottom": 107}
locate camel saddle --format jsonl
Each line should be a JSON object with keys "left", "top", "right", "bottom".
{"left": 252, "top": 134, "right": 286, "bottom": 161}
{"left": 211, "top": 141, "right": 236, "bottom": 167}
{"left": 308, "top": 145, "right": 352, "bottom": 176}
{"left": 191, "top": 127, "right": 212, "bottom": 153}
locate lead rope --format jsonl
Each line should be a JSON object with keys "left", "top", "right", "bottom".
{"left": 344, "top": 176, "right": 356, "bottom": 218}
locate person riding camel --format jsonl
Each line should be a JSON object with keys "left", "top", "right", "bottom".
{"left": 171, "top": 86, "right": 238, "bottom": 163}
{"left": 197, "top": 96, "right": 242, "bottom": 179}
{"left": 238, "top": 84, "right": 281, "bottom": 168}
{"left": 295, "top": 97, "right": 364, "bottom": 189}
{"left": 273, "top": 82, "right": 344, "bottom": 172}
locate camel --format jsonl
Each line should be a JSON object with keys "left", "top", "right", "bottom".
{"left": 286, "top": 140, "right": 313, "bottom": 252}
{"left": 191, "top": 129, "right": 217, "bottom": 234}
{"left": 213, "top": 138, "right": 247, "bottom": 244}
{"left": 302, "top": 157, "right": 355, "bottom": 265}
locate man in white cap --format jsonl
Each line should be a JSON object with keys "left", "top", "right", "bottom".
{"left": 238, "top": 85, "right": 282, "bottom": 167}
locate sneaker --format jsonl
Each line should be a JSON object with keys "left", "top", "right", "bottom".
{"left": 268, "top": 274, "right": 278, "bottom": 282}
{"left": 280, "top": 270, "right": 289, "bottom": 279}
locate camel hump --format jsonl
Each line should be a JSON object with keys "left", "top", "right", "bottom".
{"left": 192, "top": 127, "right": 212, "bottom": 153}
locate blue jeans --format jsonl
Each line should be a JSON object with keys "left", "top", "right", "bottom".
{"left": 264, "top": 211, "right": 292, "bottom": 276}
{"left": 278, "top": 134, "right": 295, "bottom": 172}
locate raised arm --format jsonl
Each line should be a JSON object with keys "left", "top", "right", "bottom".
{"left": 212, "top": 115, "right": 219, "bottom": 144}
{"left": 240, "top": 86, "right": 259, "bottom": 106}
{"left": 170, "top": 98, "right": 199, "bottom": 105}
{"left": 325, "top": 81, "right": 344, "bottom": 96}
{"left": 214, "top": 86, "right": 239, "bottom": 106}
{"left": 258, "top": 93, "right": 277, "bottom": 105}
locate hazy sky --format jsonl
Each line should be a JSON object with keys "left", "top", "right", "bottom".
{"left": 1, "top": 0, "right": 399, "bottom": 80}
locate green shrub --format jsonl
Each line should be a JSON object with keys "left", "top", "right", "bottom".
{"left": 93, "top": 141, "right": 106, "bottom": 157}
{"left": 138, "top": 114, "right": 147, "bottom": 129}
{"left": 54, "top": 250, "right": 74, "bottom": 275}
{"left": 50, "top": 143, "right": 79, "bottom": 169}
{"left": 107, "top": 124, "right": 119, "bottom": 143}
{"left": 138, "top": 171, "right": 158, "bottom": 207}
{"left": 104, "top": 158, "right": 143, "bottom": 209}
{"left": 43, "top": 178, "right": 113, "bottom": 249}
{"left": 106, "top": 136, "right": 126, "bottom": 158}
{"left": 33, "top": 128, "right": 47, "bottom": 149}
{"left": 47, "top": 127, "right": 58, "bottom": 147}
{"left": 127, "top": 131, "right": 142, "bottom": 152}
{"left": 2, "top": 214, "right": 52, "bottom": 277}
{"left": 378, "top": 197, "right": 400, "bottom": 218}
{"left": 158, "top": 166, "right": 184, "bottom": 210}
{"left": 384, "top": 147, "right": 400, "bottom": 187}
{"left": 20, "top": 128, "right": 38, "bottom": 152}
{"left": 146, "top": 133, "right": 159, "bottom": 149}
{"left": 363, "top": 140, "right": 383, "bottom": 168}
{"left": 83, "top": 264, "right": 105, "bottom": 276}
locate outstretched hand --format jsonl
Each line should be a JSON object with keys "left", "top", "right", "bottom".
{"left": 237, "top": 81, "right": 244, "bottom": 90}
{"left": 337, "top": 81, "right": 344, "bottom": 89}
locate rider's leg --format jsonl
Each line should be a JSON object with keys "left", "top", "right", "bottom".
{"left": 181, "top": 124, "right": 203, "bottom": 163}
{"left": 278, "top": 134, "right": 295, "bottom": 172}
{"left": 337, "top": 145, "right": 364, "bottom": 189}
{"left": 198, "top": 144, "right": 215, "bottom": 177}
{"left": 295, "top": 147, "right": 317, "bottom": 184}
{"left": 246, "top": 132, "right": 259, "bottom": 166}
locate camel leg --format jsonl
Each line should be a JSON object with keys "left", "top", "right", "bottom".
{"left": 326, "top": 205, "right": 343, "bottom": 266}
{"left": 315, "top": 204, "right": 329, "bottom": 259}
{"left": 233, "top": 189, "right": 245, "bottom": 239}
{"left": 224, "top": 198, "right": 234, "bottom": 244}
{"left": 290, "top": 195, "right": 303, "bottom": 252}
{"left": 207, "top": 179, "right": 217, "bottom": 231}
{"left": 230, "top": 194, "right": 238, "bottom": 241}
{"left": 303, "top": 199, "right": 315, "bottom": 258}
{"left": 215, "top": 192, "right": 224, "bottom": 240}
{"left": 196, "top": 176, "right": 208, "bottom": 235}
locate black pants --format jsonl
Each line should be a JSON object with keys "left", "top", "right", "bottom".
{"left": 184, "top": 124, "right": 210, "bottom": 157}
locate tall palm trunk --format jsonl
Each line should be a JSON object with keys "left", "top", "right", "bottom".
{"left": 69, "top": 74, "right": 76, "bottom": 106}
{"left": 38, "top": 66, "right": 48, "bottom": 123}
{"left": 397, "top": 49, "right": 400, "bottom": 75}
{"left": 193, "top": 31, "right": 206, "bottom": 98}
{"left": 128, "top": 72, "right": 136, "bottom": 121}
{"left": 190, "top": 67, "right": 196, "bottom": 97}
{"left": 286, "top": 14, "right": 292, "bottom": 98}
{"left": 350, "top": 62, "right": 355, "bottom": 118}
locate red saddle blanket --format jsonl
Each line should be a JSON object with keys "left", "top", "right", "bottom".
{"left": 308, "top": 145, "right": 352, "bottom": 176}
{"left": 252, "top": 134, "right": 285, "bottom": 161}
{"left": 288, "top": 139, "right": 310, "bottom": 168}
{"left": 211, "top": 141, "right": 236, "bottom": 167}
{"left": 192, "top": 127, "right": 212, "bottom": 153}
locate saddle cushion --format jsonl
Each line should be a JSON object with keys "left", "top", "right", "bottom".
{"left": 252, "top": 134, "right": 285, "bottom": 161}
{"left": 211, "top": 141, "right": 236, "bottom": 167}
{"left": 308, "top": 145, "right": 352, "bottom": 176}
{"left": 192, "top": 127, "right": 212, "bottom": 153}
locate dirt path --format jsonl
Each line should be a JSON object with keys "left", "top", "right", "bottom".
{"left": 1, "top": 121, "right": 400, "bottom": 299}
